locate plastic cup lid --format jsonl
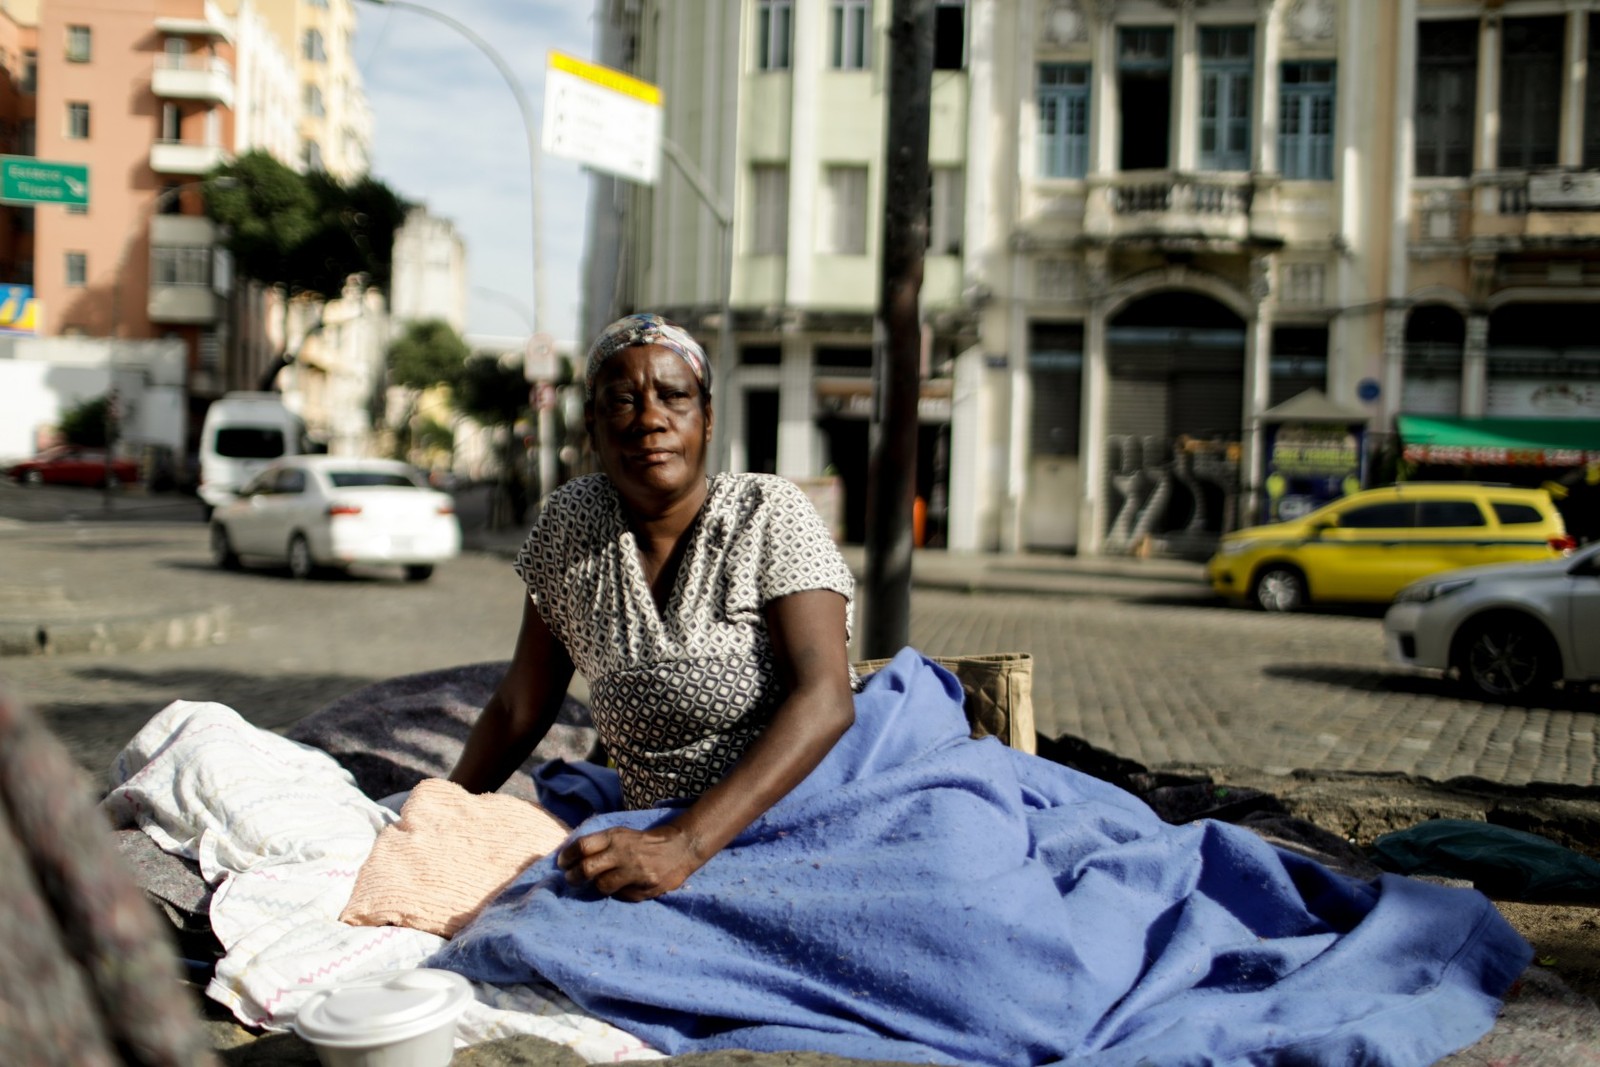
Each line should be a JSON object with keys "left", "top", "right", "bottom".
{"left": 293, "top": 969, "right": 474, "bottom": 1049}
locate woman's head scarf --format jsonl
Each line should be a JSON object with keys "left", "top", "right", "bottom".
{"left": 584, "top": 313, "right": 711, "bottom": 400}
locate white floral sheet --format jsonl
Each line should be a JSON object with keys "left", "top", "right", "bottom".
{"left": 102, "top": 699, "right": 660, "bottom": 1062}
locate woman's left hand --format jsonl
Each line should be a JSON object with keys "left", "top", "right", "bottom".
{"left": 557, "top": 825, "right": 703, "bottom": 902}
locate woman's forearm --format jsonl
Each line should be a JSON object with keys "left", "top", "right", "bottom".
{"left": 670, "top": 683, "right": 854, "bottom": 862}
{"left": 448, "top": 692, "right": 552, "bottom": 794}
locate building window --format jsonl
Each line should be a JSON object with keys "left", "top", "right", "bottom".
{"left": 303, "top": 29, "right": 326, "bottom": 62}
{"left": 305, "top": 84, "right": 325, "bottom": 118}
{"left": 751, "top": 164, "right": 789, "bottom": 255}
{"left": 1499, "top": 17, "right": 1563, "bottom": 170}
{"left": 929, "top": 166, "right": 964, "bottom": 255}
{"left": 821, "top": 165, "right": 869, "bottom": 255}
{"left": 1035, "top": 258, "right": 1080, "bottom": 301}
{"left": 1415, "top": 20, "right": 1477, "bottom": 178}
{"left": 165, "top": 36, "right": 189, "bottom": 61}
{"left": 1269, "top": 327, "right": 1329, "bottom": 406}
{"left": 934, "top": 0, "right": 965, "bottom": 70}
{"left": 18, "top": 119, "right": 34, "bottom": 155}
{"left": 1118, "top": 27, "right": 1172, "bottom": 171}
{"left": 1279, "top": 62, "right": 1335, "bottom": 180}
{"left": 756, "top": 0, "right": 792, "bottom": 71}
{"left": 1028, "top": 323, "right": 1084, "bottom": 458}
{"left": 161, "top": 103, "right": 182, "bottom": 142}
{"left": 66, "top": 102, "right": 90, "bottom": 140}
{"left": 66, "top": 25, "right": 91, "bottom": 63}
{"left": 740, "top": 345, "right": 782, "bottom": 365}
{"left": 65, "top": 252, "right": 87, "bottom": 287}
{"left": 1279, "top": 262, "right": 1326, "bottom": 306}
{"left": 1198, "top": 27, "right": 1253, "bottom": 171}
{"left": 1589, "top": 15, "right": 1600, "bottom": 168}
{"left": 830, "top": 0, "right": 871, "bottom": 70}
{"left": 151, "top": 246, "right": 212, "bottom": 287}
{"left": 21, "top": 48, "right": 35, "bottom": 93}
{"left": 159, "top": 182, "right": 184, "bottom": 214}
{"left": 1038, "top": 63, "right": 1090, "bottom": 178}
{"left": 303, "top": 139, "right": 324, "bottom": 171}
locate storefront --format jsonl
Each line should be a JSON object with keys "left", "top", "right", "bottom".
{"left": 1396, "top": 414, "right": 1600, "bottom": 541}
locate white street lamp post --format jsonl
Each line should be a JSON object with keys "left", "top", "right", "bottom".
{"left": 357, "top": 0, "right": 546, "bottom": 337}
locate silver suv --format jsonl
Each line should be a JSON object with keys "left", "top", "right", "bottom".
{"left": 1384, "top": 542, "right": 1600, "bottom": 701}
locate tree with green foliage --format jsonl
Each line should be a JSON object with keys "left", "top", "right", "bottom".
{"left": 58, "top": 394, "right": 113, "bottom": 448}
{"left": 205, "top": 152, "right": 409, "bottom": 390}
{"left": 457, "top": 354, "right": 534, "bottom": 529}
{"left": 388, "top": 319, "right": 470, "bottom": 392}
{"left": 386, "top": 319, "right": 470, "bottom": 462}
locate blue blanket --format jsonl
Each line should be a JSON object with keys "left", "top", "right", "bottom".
{"left": 430, "top": 649, "right": 1530, "bottom": 1066}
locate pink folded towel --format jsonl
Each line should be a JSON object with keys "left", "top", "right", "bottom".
{"left": 340, "top": 778, "right": 571, "bottom": 938}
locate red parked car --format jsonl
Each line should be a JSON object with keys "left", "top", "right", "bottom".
{"left": 6, "top": 446, "right": 141, "bottom": 488}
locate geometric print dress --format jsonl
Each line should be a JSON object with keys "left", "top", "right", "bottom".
{"left": 514, "top": 472, "right": 856, "bottom": 809}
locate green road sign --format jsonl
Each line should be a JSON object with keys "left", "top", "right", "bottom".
{"left": 0, "top": 156, "right": 89, "bottom": 206}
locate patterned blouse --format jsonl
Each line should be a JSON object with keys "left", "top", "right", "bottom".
{"left": 514, "top": 473, "right": 855, "bottom": 809}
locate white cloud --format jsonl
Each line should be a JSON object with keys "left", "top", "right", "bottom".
{"left": 355, "top": 0, "right": 597, "bottom": 346}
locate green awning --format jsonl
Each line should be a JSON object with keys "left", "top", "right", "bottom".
{"left": 1397, "top": 415, "right": 1600, "bottom": 466}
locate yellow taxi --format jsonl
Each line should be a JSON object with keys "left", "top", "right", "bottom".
{"left": 1205, "top": 483, "right": 1573, "bottom": 611}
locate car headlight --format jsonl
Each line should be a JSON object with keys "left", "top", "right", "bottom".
{"left": 1214, "top": 539, "right": 1258, "bottom": 557}
{"left": 1393, "top": 577, "right": 1475, "bottom": 604}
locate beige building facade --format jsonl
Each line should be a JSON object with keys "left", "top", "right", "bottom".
{"left": 590, "top": 0, "right": 1600, "bottom": 557}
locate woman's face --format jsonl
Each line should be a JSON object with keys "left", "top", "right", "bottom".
{"left": 586, "top": 344, "right": 713, "bottom": 507}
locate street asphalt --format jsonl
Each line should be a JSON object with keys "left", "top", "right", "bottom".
{"left": 2, "top": 479, "right": 1597, "bottom": 794}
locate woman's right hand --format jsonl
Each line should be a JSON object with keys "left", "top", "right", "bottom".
{"left": 557, "top": 824, "right": 705, "bottom": 902}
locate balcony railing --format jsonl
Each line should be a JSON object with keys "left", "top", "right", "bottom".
{"left": 151, "top": 54, "right": 233, "bottom": 107}
{"left": 1109, "top": 176, "right": 1255, "bottom": 217}
{"left": 1416, "top": 169, "right": 1600, "bottom": 246}
{"left": 149, "top": 140, "right": 227, "bottom": 175}
{"left": 1081, "top": 173, "right": 1260, "bottom": 245}
{"left": 1489, "top": 170, "right": 1600, "bottom": 216}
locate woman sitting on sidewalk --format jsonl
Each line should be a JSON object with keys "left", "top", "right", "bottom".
{"left": 421, "top": 313, "right": 1531, "bottom": 1066}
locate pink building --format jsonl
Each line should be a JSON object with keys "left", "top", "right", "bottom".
{"left": 24, "top": 0, "right": 242, "bottom": 438}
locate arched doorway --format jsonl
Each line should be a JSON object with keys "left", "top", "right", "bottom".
{"left": 1102, "top": 291, "right": 1245, "bottom": 554}
{"left": 1487, "top": 303, "right": 1600, "bottom": 418}
{"left": 1402, "top": 304, "right": 1465, "bottom": 415}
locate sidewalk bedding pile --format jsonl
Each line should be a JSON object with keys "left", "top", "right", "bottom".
{"left": 93, "top": 649, "right": 1600, "bottom": 1067}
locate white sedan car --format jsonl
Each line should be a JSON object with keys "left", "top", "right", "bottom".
{"left": 209, "top": 457, "right": 461, "bottom": 581}
{"left": 1384, "top": 542, "right": 1600, "bottom": 702}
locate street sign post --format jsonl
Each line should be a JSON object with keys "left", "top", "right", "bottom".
{"left": 541, "top": 52, "right": 662, "bottom": 186}
{"left": 0, "top": 156, "right": 89, "bottom": 206}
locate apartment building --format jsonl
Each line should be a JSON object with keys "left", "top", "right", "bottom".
{"left": 587, "top": 0, "right": 976, "bottom": 546}
{"left": 588, "top": 0, "right": 1600, "bottom": 557}
{"left": 250, "top": 0, "right": 370, "bottom": 179}
{"left": 1, "top": 0, "right": 381, "bottom": 462}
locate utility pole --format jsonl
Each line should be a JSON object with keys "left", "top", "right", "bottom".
{"left": 862, "top": 0, "right": 933, "bottom": 659}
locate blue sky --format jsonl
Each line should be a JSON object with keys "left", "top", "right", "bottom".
{"left": 353, "top": 1, "right": 594, "bottom": 346}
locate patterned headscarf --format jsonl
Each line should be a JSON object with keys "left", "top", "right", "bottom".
{"left": 584, "top": 313, "right": 711, "bottom": 400}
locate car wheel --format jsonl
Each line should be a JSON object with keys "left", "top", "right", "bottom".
{"left": 1453, "top": 615, "right": 1559, "bottom": 702}
{"left": 403, "top": 564, "right": 434, "bottom": 583}
{"left": 102, "top": 471, "right": 120, "bottom": 490}
{"left": 209, "top": 524, "right": 241, "bottom": 570}
{"left": 288, "top": 534, "right": 318, "bottom": 581}
{"left": 23, "top": 470, "right": 42, "bottom": 486}
{"left": 1252, "top": 564, "right": 1307, "bottom": 613}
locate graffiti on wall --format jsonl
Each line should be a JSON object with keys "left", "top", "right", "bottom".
{"left": 1103, "top": 435, "right": 1241, "bottom": 557}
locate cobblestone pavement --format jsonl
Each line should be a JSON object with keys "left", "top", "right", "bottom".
{"left": 2, "top": 492, "right": 1595, "bottom": 790}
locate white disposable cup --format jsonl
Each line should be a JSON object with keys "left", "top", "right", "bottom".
{"left": 293, "top": 968, "right": 474, "bottom": 1067}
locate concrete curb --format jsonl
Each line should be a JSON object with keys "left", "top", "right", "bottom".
{"left": 0, "top": 605, "right": 231, "bottom": 658}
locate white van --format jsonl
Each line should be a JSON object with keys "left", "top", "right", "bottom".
{"left": 198, "top": 392, "right": 309, "bottom": 512}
